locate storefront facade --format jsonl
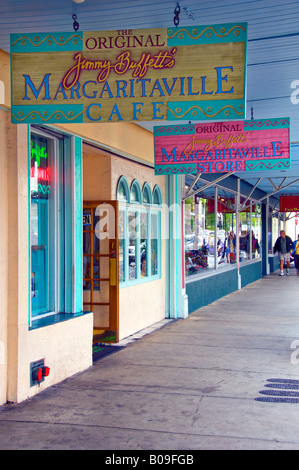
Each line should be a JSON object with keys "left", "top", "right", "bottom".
{"left": 0, "top": 33, "right": 298, "bottom": 406}
{"left": 182, "top": 171, "right": 292, "bottom": 313}
{"left": 0, "top": 45, "right": 170, "bottom": 405}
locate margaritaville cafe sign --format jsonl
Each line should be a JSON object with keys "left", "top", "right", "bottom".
{"left": 154, "top": 118, "right": 290, "bottom": 174}
{"left": 10, "top": 23, "right": 247, "bottom": 123}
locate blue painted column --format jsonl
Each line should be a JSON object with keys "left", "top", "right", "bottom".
{"left": 261, "top": 201, "right": 268, "bottom": 276}
{"left": 64, "top": 135, "right": 83, "bottom": 313}
{"left": 166, "top": 175, "right": 188, "bottom": 319}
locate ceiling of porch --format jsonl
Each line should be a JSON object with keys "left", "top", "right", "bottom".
{"left": 1, "top": 0, "right": 299, "bottom": 200}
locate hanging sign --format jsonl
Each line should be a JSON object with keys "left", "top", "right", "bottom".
{"left": 154, "top": 117, "right": 290, "bottom": 174}
{"left": 10, "top": 23, "right": 247, "bottom": 124}
{"left": 280, "top": 196, "right": 299, "bottom": 212}
{"left": 208, "top": 197, "right": 256, "bottom": 213}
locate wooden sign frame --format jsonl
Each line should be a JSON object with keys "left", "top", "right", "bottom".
{"left": 10, "top": 23, "right": 247, "bottom": 124}
{"left": 154, "top": 118, "right": 290, "bottom": 175}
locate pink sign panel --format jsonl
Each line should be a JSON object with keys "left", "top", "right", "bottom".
{"left": 154, "top": 118, "right": 290, "bottom": 174}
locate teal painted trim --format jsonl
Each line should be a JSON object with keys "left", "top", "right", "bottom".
{"left": 116, "top": 175, "right": 130, "bottom": 203}
{"left": 261, "top": 203, "right": 268, "bottom": 276}
{"left": 174, "top": 176, "right": 183, "bottom": 317}
{"left": 64, "top": 135, "right": 83, "bottom": 313}
{"left": 155, "top": 164, "right": 197, "bottom": 175}
{"left": 118, "top": 204, "right": 162, "bottom": 288}
{"left": 58, "top": 139, "right": 66, "bottom": 312}
{"left": 168, "top": 176, "right": 175, "bottom": 317}
{"left": 239, "top": 261, "right": 262, "bottom": 287}
{"left": 11, "top": 105, "right": 84, "bottom": 124}
{"left": 167, "top": 23, "right": 247, "bottom": 46}
{"left": 158, "top": 209, "right": 162, "bottom": 279}
{"left": 186, "top": 261, "right": 262, "bottom": 313}
{"left": 164, "top": 177, "right": 170, "bottom": 317}
{"left": 166, "top": 99, "right": 245, "bottom": 121}
{"left": 10, "top": 42, "right": 13, "bottom": 108}
{"left": 167, "top": 175, "right": 184, "bottom": 318}
{"left": 119, "top": 273, "right": 161, "bottom": 288}
{"left": 153, "top": 123, "right": 195, "bottom": 136}
{"left": 10, "top": 32, "right": 83, "bottom": 53}
{"left": 243, "top": 117, "right": 290, "bottom": 131}
{"left": 243, "top": 23, "right": 248, "bottom": 118}
{"left": 130, "top": 179, "right": 142, "bottom": 204}
{"left": 245, "top": 159, "right": 291, "bottom": 171}
{"left": 64, "top": 137, "right": 73, "bottom": 313}
{"left": 152, "top": 184, "right": 163, "bottom": 206}
{"left": 268, "top": 255, "right": 280, "bottom": 273}
{"left": 186, "top": 269, "right": 238, "bottom": 313}
{"left": 73, "top": 136, "right": 83, "bottom": 312}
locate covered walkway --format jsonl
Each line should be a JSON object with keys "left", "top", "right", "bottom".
{"left": 1, "top": 269, "right": 299, "bottom": 450}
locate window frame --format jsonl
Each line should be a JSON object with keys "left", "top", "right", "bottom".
{"left": 29, "top": 130, "right": 62, "bottom": 322}
{"left": 184, "top": 184, "right": 262, "bottom": 281}
{"left": 29, "top": 128, "right": 83, "bottom": 328}
{"left": 117, "top": 177, "right": 162, "bottom": 287}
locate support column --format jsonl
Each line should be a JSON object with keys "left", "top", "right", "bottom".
{"left": 236, "top": 179, "right": 241, "bottom": 289}
{"left": 261, "top": 202, "right": 268, "bottom": 276}
{"left": 266, "top": 197, "right": 270, "bottom": 274}
{"left": 166, "top": 175, "right": 188, "bottom": 319}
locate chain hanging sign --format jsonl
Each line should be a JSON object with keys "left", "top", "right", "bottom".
{"left": 10, "top": 23, "right": 247, "bottom": 124}
{"left": 154, "top": 118, "right": 290, "bottom": 174}
{"left": 279, "top": 196, "right": 299, "bottom": 212}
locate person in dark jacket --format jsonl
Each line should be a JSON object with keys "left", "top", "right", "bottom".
{"left": 273, "top": 230, "right": 293, "bottom": 276}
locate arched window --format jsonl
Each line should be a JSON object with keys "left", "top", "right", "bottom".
{"left": 142, "top": 182, "right": 152, "bottom": 205}
{"left": 153, "top": 185, "right": 162, "bottom": 205}
{"left": 117, "top": 176, "right": 161, "bottom": 285}
{"left": 130, "top": 179, "right": 142, "bottom": 204}
{"left": 116, "top": 176, "right": 130, "bottom": 202}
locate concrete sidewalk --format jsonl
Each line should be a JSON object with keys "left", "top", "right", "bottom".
{"left": 1, "top": 269, "right": 299, "bottom": 450}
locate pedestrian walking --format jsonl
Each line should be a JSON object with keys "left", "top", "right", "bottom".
{"left": 293, "top": 234, "right": 299, "bottom": 276}
{"left": 273, "top": 230, "right": 293, "bottom": 276}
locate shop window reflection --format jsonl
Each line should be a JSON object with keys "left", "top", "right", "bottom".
{"left": 116, "top": 177, "right": 162, "bottom": 285}
{"left": 128, "top": 211, "right": 137, "bottom": 281}
{"left": 185, "top": 192, "right": 261, "bottom": 278}
{"left": 140, "top": 212, "right": 148, "bottom": 277}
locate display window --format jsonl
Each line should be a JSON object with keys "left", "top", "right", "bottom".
{"left": 184, "top": 187, "right": 261, "bottom": 278}
{"left": 30, "top": 132, "right": 63, "bottom": 318}
{"left": 117, "top": 176, "right": 162, "bottom": 286}
{"left": 29, "top": 129, "right": 82, "bottom": 325}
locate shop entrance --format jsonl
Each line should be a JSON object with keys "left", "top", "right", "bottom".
{"left": 83, "top": 201, "right": 119, "bottom": 343}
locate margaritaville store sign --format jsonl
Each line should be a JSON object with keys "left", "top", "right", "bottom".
{"left": 154, "top": 118, "right": 290, "bottom": 174}
{"left": 10, "top": 23, "right": 247, "bottom": 123}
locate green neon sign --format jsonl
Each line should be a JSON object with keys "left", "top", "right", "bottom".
{"left": 31, "top": 140, "right": 47, "bottom": 167}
